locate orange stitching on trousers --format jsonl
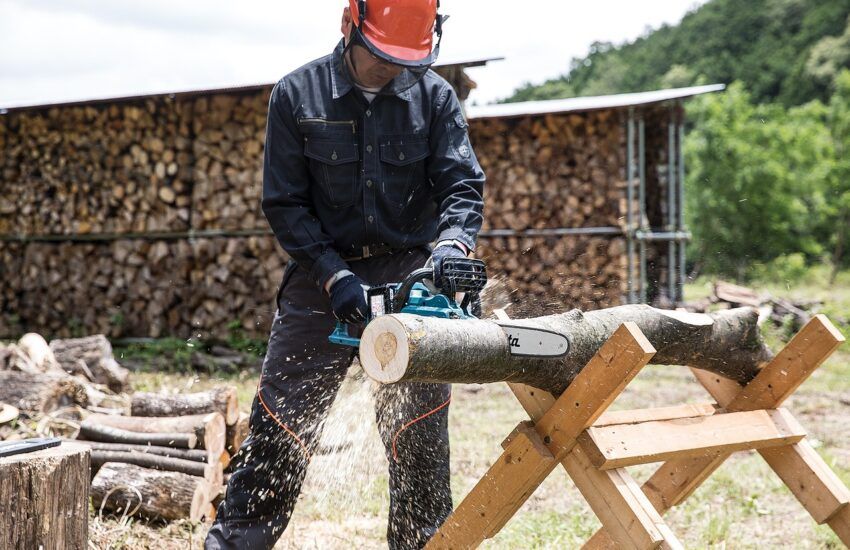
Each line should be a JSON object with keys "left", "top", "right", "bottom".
{"left": 391, "top": 396, "right": 452, "bottom": 461}
{"left": 257, "top": 373, "right": 311, "bottom": 460}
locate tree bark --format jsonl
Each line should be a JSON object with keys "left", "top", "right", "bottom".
{"left": 78, "top": 422, "right": 198, "bottom": 449}
{"left": 131, "top": 388, "right": 239, "bottom": 425}
{"left": 0, "top": 370, "right": 88, "bottom": 412}
{"left": 0, "top": 442, "right": 90, "bottom": 550}
{"left": 84, "top": 412, "right": 225, "bottom": 453}
{"left": 360, "top": 305, "right": 772, "bottom": 396}
{"left": 90, "top": 462, "right": 210, "bottom": 522}
{"left": 50, "top": 335, "right": 130, "bottom": 393}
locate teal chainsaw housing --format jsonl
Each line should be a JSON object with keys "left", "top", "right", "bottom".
{"left": 328, "top": 282, "right": 475, "bottom": 348}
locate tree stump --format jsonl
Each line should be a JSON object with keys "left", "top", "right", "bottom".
{"left": 0, "top": 442, "right": 90, "bottom": 550}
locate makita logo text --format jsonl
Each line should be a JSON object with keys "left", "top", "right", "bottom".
{"left": 509, "top": 336, "right": 520, "bottom": 348}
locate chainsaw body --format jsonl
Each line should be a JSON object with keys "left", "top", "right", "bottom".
{"left": 329, "top": 257, "right": 486, "bottom": 348}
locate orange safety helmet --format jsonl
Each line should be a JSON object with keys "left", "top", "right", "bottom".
{"left": 348, "top": 0, "right": 446, "bottom": 68}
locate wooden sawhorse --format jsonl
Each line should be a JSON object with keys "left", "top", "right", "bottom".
{"left": 426, "top": 313, "right": 848, "bottom": 549}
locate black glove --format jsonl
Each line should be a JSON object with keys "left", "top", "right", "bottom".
{"left": 430, "top": 244, "right": 467, "bottom": 290}
{"left": 329, "top": 274, "right": 369, "bottom": 324}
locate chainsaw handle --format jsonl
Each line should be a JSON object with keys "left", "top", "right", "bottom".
{"left": 393, "top": 267, "right": 435, "bottom": 312}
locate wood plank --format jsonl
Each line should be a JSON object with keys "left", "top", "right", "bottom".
{"left": 425, "top": 423, "right": 555, "bottom": 549}
{"left": 826, "top": 505, "right": 850, "bottom": 547}
{"left": 566, "top": 445, "right": 683, "bottom": 550}
{"left": 759, "top": 441, "right": 850, "bottom": 523}
{"left": 580, "top": 409, "right": 806, "bottom": 470}
{"left": 593, "top": 403, "right": 717, "bottom": 428}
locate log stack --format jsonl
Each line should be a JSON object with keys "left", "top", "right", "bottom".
{"left": 469, "top": 110, "right": 630, "bottom": 313}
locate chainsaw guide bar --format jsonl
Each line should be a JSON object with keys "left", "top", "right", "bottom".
{"left": 495, "top": 323, "right": 570, "bottom": 358}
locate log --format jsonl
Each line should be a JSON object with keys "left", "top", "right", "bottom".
{"left": 225, "top": 411, "right": 249, "bottom": 455}
{"left": 85, "top": 412, "right": 225, "bottom": 453}
{"left": 74, "top": 440, "right": 210, "bottom": 462}
{"left": 78, "top": 422, "right": 198, "bottom": 449}
{"left": 0, "top": 441, "right": 90, "bottom": 549}
{"left": 360, "top": 305, "right": 772, "bottom": 395}
{"left": 89, "top": 450, "right": 215, "bottom": 478}
{"left": 0, "top": 370, "right": 88, "bottom": 412}
{"left": 90, "top": 462, "right": 209, "bottom": 522}
{"left": 50, "top": 335, "right": 130, "bottom": 393}
{"left": 131, "top": 387, "right": 239, "bottom": 425}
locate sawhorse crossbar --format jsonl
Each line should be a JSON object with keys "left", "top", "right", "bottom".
{"left": 425, "top": 312, "right": 848, "bottom": 549}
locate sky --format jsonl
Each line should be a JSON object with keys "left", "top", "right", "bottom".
{"left": 0, "top": 0, "right": 709, "bottom": 110}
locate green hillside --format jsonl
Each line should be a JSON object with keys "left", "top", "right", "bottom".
{"left": 507, "top": 0, "right": 850, "bottom": 106}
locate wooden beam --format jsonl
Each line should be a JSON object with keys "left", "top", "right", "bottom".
{"left": 593, "top": 402, "right": 717, "bottom": 428}
{"left": 579, "top": 408, "right": 806, "bottom": 470}
{"left": 425, "top": 423, "right": 555, "bottom": 549}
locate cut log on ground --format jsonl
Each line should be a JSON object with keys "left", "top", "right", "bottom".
{"left": 131, "top": 388, "right": 239, "bottom": 425}
{"left": 72, "top": 440, "right": 211, "bottom": 462}
{"left": 84, "top": 412, "right": 225, "bottom": 453}
{"left": 0, "top": 441, "right": 90, "bottom": 550}
{"left": 78, "top": 422, "right": 197, "bottom": 449}
{"left": 89, "top": 450, "right": 217, "bottom": 479}
{"left": 225, "top": 411, "right": 249, "bottom": 455}
{"left": 91, "top": 462, "right": 209, "bottom": 522}
{"left": 360, "top": 305, "right": 772, "bottom": 396}
{"left": 50, "top": 335, "right": 130, "bottom": 393}
{"left": 0, "top": 370, "right": 88, "bottom": 412}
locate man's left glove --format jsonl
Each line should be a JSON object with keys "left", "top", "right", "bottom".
{"left": 430, "top": 243, "right": 467, "bottom": 290}
{"left": 329, "top": 274, "right": 369, "bottom": 324}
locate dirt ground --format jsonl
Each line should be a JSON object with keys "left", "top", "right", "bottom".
{"left": 93, "top": 330, "right": 850, "bottom": 549}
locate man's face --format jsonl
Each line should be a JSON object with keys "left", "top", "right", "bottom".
{"left": 341, "top": 7, "right": 404, "bottom": 90}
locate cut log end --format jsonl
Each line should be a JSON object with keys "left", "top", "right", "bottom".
{"left": 360, "top": 315, "right": 410, "bottom": 384}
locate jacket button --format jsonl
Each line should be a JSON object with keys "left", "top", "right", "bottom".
{"left": 366, "top": 145, "right": 373, "bottom": 153}
{"left": 366, "top": 110, "right": 372, "bottom": 117}
{"left": 399, "top": 152, "right": 405, "bottom": 161}
{"left": 368, "top": 215, "right": 374, "bottom": 223}
{"left": 331, "top": 151, "right": 338, "bottom": 160}
{"left": 366, "top": 179, "right": 373, "bottom": 188}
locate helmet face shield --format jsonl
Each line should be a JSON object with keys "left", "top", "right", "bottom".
{"left": 342, "top": 26, "right": 433, "bottom": 97}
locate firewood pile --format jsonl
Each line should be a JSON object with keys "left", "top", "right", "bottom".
{"left": 469, "top": 110, "right": 629, "bottom": 312}
{"left": 681, "top": 280, "right": 841, "bottom": 332}
{"left": 0, "top": 332, "right": 249, "bottom": 523}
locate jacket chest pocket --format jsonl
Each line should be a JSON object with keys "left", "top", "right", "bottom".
{"left": 379, "top": 138, "right": 430, "bottom": 214}
{"left": 304, "top": 138, "right": 359, "bottom": 208}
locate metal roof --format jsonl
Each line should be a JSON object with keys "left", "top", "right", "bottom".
{"left": 0, "top": 57, "right": 504, "bottom": 114}
{"left": 466, "top": 84, "right": 726, "bottom": 119}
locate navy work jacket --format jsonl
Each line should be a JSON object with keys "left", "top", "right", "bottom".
{"left": 261, "top": 39, "right": 486, "bottom": 290}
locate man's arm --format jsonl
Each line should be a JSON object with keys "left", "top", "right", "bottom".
{"left": 427, "top": 84, "right": 486, "bottom": 253}
{"left": 261, "top": 79, "right": 350, "bottom": 291}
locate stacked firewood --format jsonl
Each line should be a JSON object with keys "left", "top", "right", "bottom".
{"left": 470, "top": 111, "right": 627, "bottom": 233}
{"left": 0, "top": 331, "right": 249, "bottom": 523}
{"left": 82, "top": 389, "right": 249, "bottom": 522}
{"left": 190, "top": 92, "right": 270, "bottom": 231}
{"left": 0, "top": 98, "right": 194, "bottom": 236}
{"left": 1, "top": 236, "right": 286, "bottom": 340}
{"left": 477, "top": 236, "right": 627, "bottom": 315}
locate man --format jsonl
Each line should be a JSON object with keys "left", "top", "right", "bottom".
{"left": 205, "top": 1, "right": 485, "bottom": 548}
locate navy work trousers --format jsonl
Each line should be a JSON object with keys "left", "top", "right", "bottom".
{"left": 205, "top": 246, "right": 452, "bottom": 549}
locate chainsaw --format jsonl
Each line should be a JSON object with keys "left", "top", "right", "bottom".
{"left": 328, "top": 257, "right": 569, "bottom": 358}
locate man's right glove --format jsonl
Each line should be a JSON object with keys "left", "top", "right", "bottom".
{"left": 329, "top": 274, "right": 369, "bottom": 324}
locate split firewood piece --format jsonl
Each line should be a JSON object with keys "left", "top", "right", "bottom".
{"left": 78, "top": 422, "right": 198, "bottom": 449}
{"left": 131, "top": 387, "right": 239, "bottom": 425}
{"left": 50, "top": 335, "right": 130, "bottom": 393}
{"left": 360, "top": 305, "right": 772, "bottom": 396}
{"left": 91, "top": 462, "right": 210, "bottom": 522}
{"left": 0, "top": 370, "right": 88, "bottom": 413}
{"left": 0, "top": 403, "right": 20, "bottom": 425}
{"left": 84, "top": 412, "right": 225, "bottom": 454}
{"left": 225, "top": 412, "right": 249, "bottom": 455}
